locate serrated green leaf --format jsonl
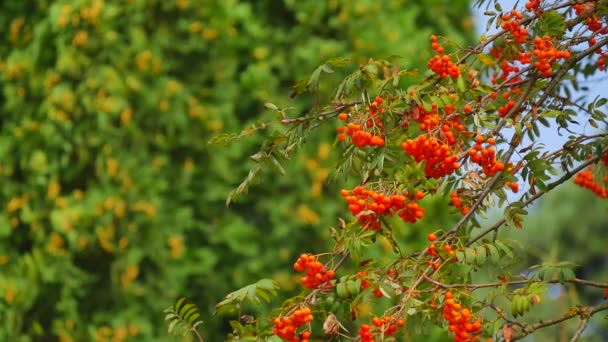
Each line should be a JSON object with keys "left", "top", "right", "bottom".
{"left": 457, "top": 75, "right": 465, "bottom": 92}
{"left": 179, "top": 303, "right": 195, "bottom": 318}
{"left": 269, "top": 156, "right": 285, "bottom": 175}
{"left": 187, "top": 312, "right": 201, "bottom": 324}
{"left": 175, "top": 297, "right": 186, "bottom": 313}
{"left": 337, "top": 282, "right": 348, "bottom": 298}
{"left": 347, "top": 279, "right": 362, "bottom": 297}
{"left": 182, "top": 306, "right": 198, "bottom": 321}
{"left": 477, "top": 53, "right": 494, "bottom": 66}
{"left": 475, "top": 246, "right": 487, "bottom": 266}
{"left": 456, "top": 251, "right": 465, "bottom": 262}
{"left": 487, "top": 244, "right": 500, "bottom": 264}
{"left": 536, "top": 11, "right": 566, "bottom": 38}
{"left": 168, "top": 318, "right": 179, "bottom": 334}
{"left": 264, "top": 102, "right": 278, "bottom": 110}
{"left": 495, "top": 240, "right": 513, "bottom": 258}
{"left": 430, "top": 96, "right": 444, "bottom": 108}
{"left": 465, "top": 248, "right": 476, "bottom": 264}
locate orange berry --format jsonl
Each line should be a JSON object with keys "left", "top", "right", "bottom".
{"left": 338, "top": 113, "right": 348, "bottom": 121}
{"left": 427, "top": 233, "right": 437, "bottom": 241}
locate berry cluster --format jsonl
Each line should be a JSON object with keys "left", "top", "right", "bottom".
{"left": 358, "top": 317, "right": 405, "bottom": 342}
{"left": 573, "top": 168, "right": 608, "bottom": 198}
{"left": 337, "top": 97, "right": 386, "bottom": 147}
{"left": 428, "top": 35, "right": 460, "bottom": 79}
{"left": 501, "top": 10, "right": 528, "bottom": 43}
{"left": 442, "top": 292, "right": 483, "bottom": 342}
{"left": 426, "top": 245, "right": 441, "bottom": 270}
{"left": 414, "top": 103, "right": 466, "bottom": 143}
{"left": 358, "top": 324, "right": 374, "bottom": 342}
{"left": 371, "top": 316, "right": 405, "bottom": 336}
{"left": 493, "top": 59, "right": 521, "bottom": 85}
{"left": 337, "top": 122, "right": 385, "bottom": 147}
{"left": 293, "top": 254, "right": 335, "bottom": 289}
{"left": 497, "top": 99, "right": 516, "bottom": 117}
{"left": 590, "top": 37, "right": 607, "bottom": 71}
{"left": 468, "top": 136, "right": 504, "bottom": 177}
{"left": 341, "top": 186, "right": 426, "bottom": 229}
{"left": 525, "top": 0, "right": 542, "bottom": 13}
{"left": 427, "top": 242, "right": 455, "bottom": 269}
{"left": 532, "top": 36, "right": 570, "bottom": 78}
{"left": 365, "top": 96, "right": 385, "bottom": 128}
{"left": 273, "top": 307, "right": 313, "bottom": 342}
{"left": 402, "top": 136, "right": 461, "bottom": 178}
{"left": 505, "top": 181, "right": 519, "bottom": 193}
{"left": 573, "top": 2, "right": 604, "bottom": 33}
{"left": 357, "top": 271, "right": 372, "bottom": 290}
{"left": 450, "top": 192, "right": 470, "bottom": 215}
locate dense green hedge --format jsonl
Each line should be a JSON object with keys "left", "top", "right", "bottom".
{"left": 0, "top": 0, "right": 474, "bottom": 340}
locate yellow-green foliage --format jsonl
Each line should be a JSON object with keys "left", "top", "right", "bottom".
{"left": 0, "top": 0, "right": 474, "bottom": 340}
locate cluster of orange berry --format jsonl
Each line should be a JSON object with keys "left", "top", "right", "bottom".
{"left": 442, "top": 292, "right": 483, "bottom": 342}
{"left": 341, "top": 124, "right": 385, "bottom": 147}
{"left": 427, "top": 240, "right": 455, "bottom": 269}
{"left": 337, "top": 97, "right": 386, "bottom": 147}
{"left": 365, "top": 96, "right": 385, "bottom": 128}
{"left": 358, "top": 317, "right": 405, "bottom": 342}
{"left": 414, "top": 103, "right": 466, "bottom": 143}
{"left": 428, "top": 35, "right": 460, "bottom": 79}
{"left": 501, "top": 10, "right": 528, "bottom": 43}
{"left": 402, "top": 136, "right": 461, "bottom": 179}
{"left": 468, "top": 136, "right": 505, "bottom": 177}
{"left": 415, "top": 103, "right": 440, "bottom": 131}
{"left": 449, "top": 192, "right": 470, "bottom": 215}
{"left": 341, "top": 186, "right": 426, "bottom": 229}
{"left": 573, "top": 2, "right": 604, "bottom": 33}
{"left": 574, "top": 168, "right": 608, "bottom": 198}
{"left": 504, "top": 181, "right": 519, "bottom": 193}
{"left": 371, "top": 316, "right": 405, "bottom": 336}
{"left": 293, "top": 254, "right": 335, "bottom": 289}
{"left": 525, "top": 0, "right": 542, "bottom": 12}
{"left": 426, "top": 244, "right": 442, "bottom": 269}
{"left": 532, "top": 36, "right": 571, "bottom": 78}
{"left": 488, "top": 47, "right": 525, "bottom": 88}
{"left": 589, "top": 37, "right": 607, "bottom": 71}
{"left": 497, "top": 99, "right": 516, "bottom": 117}
{"left": 578, "top": 3, "right": 608, "bottom": 72}
{"left": 573, "top": 153, "right": 608, "bottom": 198}
{"left": 358, "top": 324, "right": 374, "bottom": 342}
{"left": 357, "top": 271, "right": 372, "bottom": 290}
{"left": 493, "top": 59, "right": 521, "bottom": 85}
{"left": 273, "top": 307, "right": 313, "bottom": 342}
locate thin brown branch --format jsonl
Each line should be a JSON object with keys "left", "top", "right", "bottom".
{"left": 569, "top": 318, "right": 589, "bottom": 342}
{"left": 422, "top": 274, "right": 608, "bottom": 290}
{"left": 512, "top": 301, "right": 608, "bottom": 341}
{"left": 193, "top": 328, "right": 204, "bottom": 342}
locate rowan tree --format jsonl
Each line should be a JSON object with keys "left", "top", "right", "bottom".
{"left": 167, "top": 0, "right": 608, "bottom": 341}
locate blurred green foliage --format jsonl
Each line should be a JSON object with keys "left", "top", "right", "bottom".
{"left": 0, "top": 0, "right": 474, "bottom": 340}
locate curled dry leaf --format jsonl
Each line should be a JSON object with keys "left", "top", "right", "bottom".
{"left": 323, "top": 314, "right": 340, "bottom": 336}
